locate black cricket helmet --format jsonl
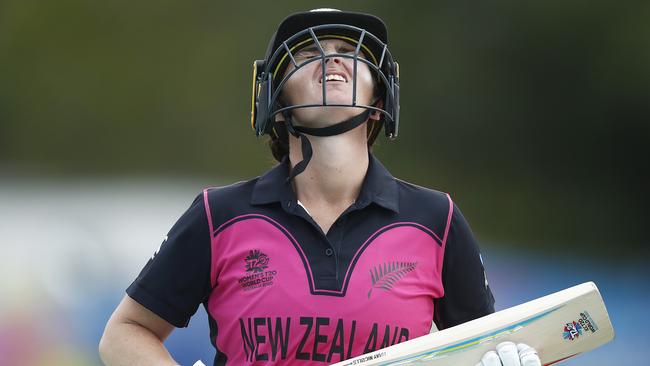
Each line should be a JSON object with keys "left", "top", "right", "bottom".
{"left": 250, "top": 9, "right": 400, "bottom": 145}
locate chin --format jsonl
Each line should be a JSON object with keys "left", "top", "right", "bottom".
{"left": 293, "top": 105, "right": 366, "bottom": 127}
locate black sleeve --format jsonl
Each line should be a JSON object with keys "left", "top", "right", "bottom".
{"left": 126, "top": 193, "right": 212, "bottom": 328}
{"left": 433, "top": 202, "right": 495, "bottom": 330}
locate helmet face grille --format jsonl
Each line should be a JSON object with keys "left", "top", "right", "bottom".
{"left": 252, "top": 23, "right": 400, "bottom": 141}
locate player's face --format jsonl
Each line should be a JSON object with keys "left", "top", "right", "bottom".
{"left": 279, "top": 39, "right": 378, "bottom": 127}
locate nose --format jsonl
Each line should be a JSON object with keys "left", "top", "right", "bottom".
{"left": 319, "top": 44, "right": 343, "bottom": 64}
{"left": 325, "top": 56, "right": 342, "bottom": 64}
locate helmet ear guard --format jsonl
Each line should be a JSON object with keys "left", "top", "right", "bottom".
{"left": 251, "top": 59, "right": 272, "bottom": 137}
{"left": 384, "top": 62, "right": 399, "bottom": 139}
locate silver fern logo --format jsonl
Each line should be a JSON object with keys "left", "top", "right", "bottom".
{"left": 368, "top": 261, "right": 418, "bottom": 298}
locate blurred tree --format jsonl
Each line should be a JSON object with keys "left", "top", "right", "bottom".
{"left": 1, "top": 0, "right": 647, "bottom": 256}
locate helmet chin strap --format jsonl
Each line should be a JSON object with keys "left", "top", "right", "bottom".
{"left": 283, "top": 109, "right": 372, "bottom": 182}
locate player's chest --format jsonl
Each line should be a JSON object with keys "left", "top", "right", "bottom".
{"left": 208, "top": 214, "right": 445, "bottom": 312}
{"left": 205, "top": 215, "right": 445, "bottom": 363}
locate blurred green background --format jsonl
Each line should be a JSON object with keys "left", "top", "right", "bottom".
{"left": 0, "top": 0, "right": 650, "bottom": 256}
{"left": 2, "top": 0, "right": 648, "bottom": 255}
{"left": 1, "top": 1, "right": 649, "bottom": 365}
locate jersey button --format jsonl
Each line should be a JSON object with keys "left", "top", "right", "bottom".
{"left": 325, "top": 248, "right": 334, "bottom": 256}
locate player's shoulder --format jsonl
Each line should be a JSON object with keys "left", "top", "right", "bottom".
{"left": 203, "top": 179, "right": 255, "bottom": 198}
{"left": 395, "top": 178, "right": 453, "bottom": 212}
{"left": 392, "top": 178, "right": 456, "bottom": 239}
{"left": 201, "top": 177, "right": 258, "bottom": 208}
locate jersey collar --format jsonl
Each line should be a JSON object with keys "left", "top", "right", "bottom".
{"left": 250, "top": 153, "right": 399, "bottom": 213}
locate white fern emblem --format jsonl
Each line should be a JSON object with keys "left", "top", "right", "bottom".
{"left": 368, "top": 261, "right": 418, "bottom": 298}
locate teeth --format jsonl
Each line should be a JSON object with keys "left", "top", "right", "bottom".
{"left": 321, "top": 74, "right": 346, "bottom": 82}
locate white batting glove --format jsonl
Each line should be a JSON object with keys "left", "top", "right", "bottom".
{"left": 475, "top": 341, "right": 541, "bottom": 366}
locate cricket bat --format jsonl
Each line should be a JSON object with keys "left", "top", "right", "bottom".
{"left": 331, "top": 282, "right": 614, "bottom": 365}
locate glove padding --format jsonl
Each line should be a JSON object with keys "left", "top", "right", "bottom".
{"left": 475, "top": 342, "right": 541, "bottom": 366}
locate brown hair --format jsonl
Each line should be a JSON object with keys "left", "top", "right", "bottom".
{"left": 269, "top": 132, "right": 290, "bottom": 162}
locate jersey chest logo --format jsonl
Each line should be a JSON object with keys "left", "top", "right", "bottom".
{"left": 367, "top": 261, "right": 418, "bottom": 298}
{"left": 238, "top": 249, "right": 277, "bottom": 291}
{"left": 245, "top": 249, "right": 270, "bottom": 273}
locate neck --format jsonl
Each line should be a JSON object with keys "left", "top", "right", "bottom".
{"left": 288, "top": 123, "right": 369, "bottom": 207}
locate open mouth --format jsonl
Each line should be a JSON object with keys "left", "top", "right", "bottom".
{"left": 319, "top": 73, "right": 348, "bottom": 83}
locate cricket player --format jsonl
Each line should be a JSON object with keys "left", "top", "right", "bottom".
{"left": 99, "top": 9, "right": 541, "bottom": 366}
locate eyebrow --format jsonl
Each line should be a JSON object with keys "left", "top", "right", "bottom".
{"left": 296, "top": 45, "right": 319, "bottom": 54}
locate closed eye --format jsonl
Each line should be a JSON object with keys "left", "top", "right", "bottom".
{"left": 336, "top": 44, "right": 367, "bottom": 59}
{"left": 295, "top": 46, "right": 321, "bottom": 60}
{"left": 337, "top": 45, "right": 356, "bottom": 54}
{"left": 293, "top": 43, "right": 366, "bottom": 61}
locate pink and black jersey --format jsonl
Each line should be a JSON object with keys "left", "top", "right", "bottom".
{"left": 127, "top": 154, "right": 494, "bottom": 365}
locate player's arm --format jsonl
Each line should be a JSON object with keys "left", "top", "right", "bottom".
{"left": 99, "top": 295, "right": 178, "bottom": 366}
{"left": 100, "top": 192, "right": 212, "bottom": 365}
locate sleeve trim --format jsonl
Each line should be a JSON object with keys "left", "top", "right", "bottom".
{"left": 441, "top": 193, "right": 454, "bottom": 249}
{"left": 202, "top": 188, "right": 215, "bottom": 235}
{"left": 437, "top": 193, "right": 454, "bottom": 277}
{"left": 126, "top": 282, "right": 190, "bottom": 328}
{"left": 203, "top": 188, "right": 217, "bottom": 288}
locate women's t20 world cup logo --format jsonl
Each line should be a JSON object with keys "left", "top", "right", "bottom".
{"left": 245, "top": 250, "right": 270, "bottom": 273}
{"left": 563, "top": 311, "right": 599, "bottom": 341}
{"left": 563, "top": 321, "right": 583, "bottom": 340}
{"left": 239, "top": 250, "right": 276, "bottom": 291}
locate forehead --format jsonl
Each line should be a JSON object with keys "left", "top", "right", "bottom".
{"left": 310, "top": 38, "right": 354, "bottom": 48}
{"left": 273, "top": 35, "right": 379, "bottom": 78}
{"left": 293, "top": 38, "right": 357, "bottom": 53}
{"left": 293, "top": 37, "right": 375, "bottom": 61}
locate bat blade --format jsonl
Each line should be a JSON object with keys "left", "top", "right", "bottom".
{"left": 330, "top": 282, "right": 614, "bottom": 365}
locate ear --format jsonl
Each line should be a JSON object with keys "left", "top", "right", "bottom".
{"left": 369, "top": 99, "right": 384, "bottom": 121}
